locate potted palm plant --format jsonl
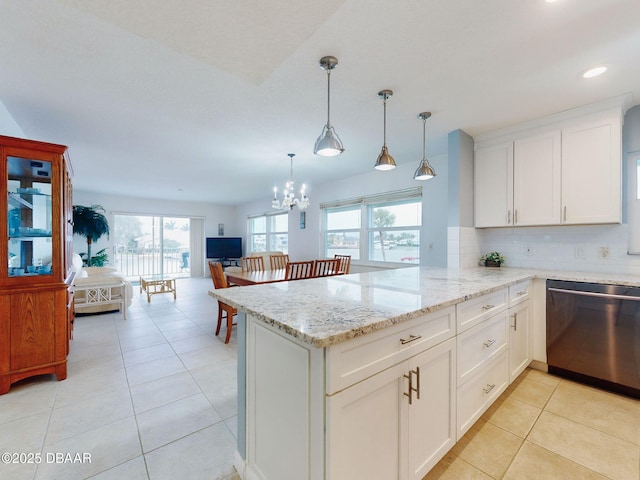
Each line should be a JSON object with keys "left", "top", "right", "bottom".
{"left": 73, "top": 204, "right": 110, "bottom": 266}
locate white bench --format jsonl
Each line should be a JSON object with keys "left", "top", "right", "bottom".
{"left": 73, "top": 281, "right": 128, "bottom": 319}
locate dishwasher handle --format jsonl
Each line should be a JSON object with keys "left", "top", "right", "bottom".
{"left": 547, "top": 287, "right": 640, "bottom": 302}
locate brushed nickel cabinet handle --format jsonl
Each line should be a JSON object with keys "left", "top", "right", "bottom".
{"left": 400, "top": 334, "right": 422, "bottom": 345}
{"left": 564, "top": 206, "right": 567, "bottom": 222}
{"left": 517, "top": 291, "right": 526, "bottom": 296}
{"left": 514, "top": 209, "right": 518, "bottom": 224}
{"left": 483, "top": 339, "right": 496, "bottom": 348}
{"left": 511, "top": 313, "right": 518, "bottom": 331}
{"left": 413, "top": 367, "right": 421, "bottom": 400}
{"left": 507, "top": 210, "right": 511, "bottom": 224}
{"left": 483, "top": 383, "right": 496, "bottom": 394}
{"left": 404, "top": 372, "right": 413, "bottom": 405}
{"left": 482, "top": 304, "right": 495, "bottom": 311}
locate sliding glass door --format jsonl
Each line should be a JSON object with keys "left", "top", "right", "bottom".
{"left": 112, "top": 214, "right": 191, "bottom": 280}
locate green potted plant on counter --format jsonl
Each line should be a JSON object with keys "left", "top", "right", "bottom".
{"left": 481, "top": 251, "right": 505, "bottom": 267}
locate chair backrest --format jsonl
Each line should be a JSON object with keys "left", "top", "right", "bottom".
{"left": 241, "top": 256, "right": 265, "bottom": 272}
{"left": 269, "top": 254, "right": 290, "bottom": 270}
{"left": 314, "top": 259, "right": 340, "bottom": 277}
{"left": 209, "top": 261, "right": 229, "bottom": 289}
{"left": 285, "top": 261, "right": 315, "bottom": 280}
{"left": 334, "top": 254, "right": 351, "bottom": 274}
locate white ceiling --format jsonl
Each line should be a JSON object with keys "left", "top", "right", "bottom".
{"left": 1, "top": 0, "right": 639, "bottom": 205}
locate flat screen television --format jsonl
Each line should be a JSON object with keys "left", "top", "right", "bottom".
{"left": 206, "top": 237, "right": 242, "bottom": 259}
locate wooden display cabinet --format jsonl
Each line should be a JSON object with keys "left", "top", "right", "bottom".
{"left": 0, "top": 135, "right": 74, "bottom": 394}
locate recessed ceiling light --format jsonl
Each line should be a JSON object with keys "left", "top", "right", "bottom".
{"left": 545, "top": 0, "right": 558, "bottom": 3}
{"left": 582, "top": 66, "right": 607, "bottom": 78}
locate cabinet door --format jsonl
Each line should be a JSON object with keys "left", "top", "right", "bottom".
{"left": 509, "top": 300, "right": 531, "bottom": 383}
{"left": 406, "top": 338, "right": 456, "bottom": 480}
{"left": 561, "top": 115, "right": 622, "bottom": 224}
{"left": 513, "top": 131, "right": 561, "bottom": 225}
{"left": 327, "top": 361, "right": 406, "bottom": 480}
{"left": 474, "top": 142, "right": 513, "bottom": 227}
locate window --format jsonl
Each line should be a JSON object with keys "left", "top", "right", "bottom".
{"left": 321, "top": 188, "right": 422, "bottom": 264}
{"left": 248, "top": 212, "right": 288, "bottom": 253}
{"left": 325, "top": 206, "right": 361, "bottom": 260}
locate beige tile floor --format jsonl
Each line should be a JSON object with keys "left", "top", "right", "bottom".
{"left": 2, "top": 277, "right": 640, "bottom": 480}
{"left": 425, "top": 368, "right": 640, "bottom": 480}
{"left": 0, "top": 277, "right": 240, "bottom": 480}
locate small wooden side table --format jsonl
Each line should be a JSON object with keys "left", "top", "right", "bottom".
{"left": 140, "top": 275, "right": 176, "bottom": 303}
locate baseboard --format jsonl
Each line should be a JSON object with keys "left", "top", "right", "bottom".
{"left": 529, "top": 359, "right": 548, "bottom": 372}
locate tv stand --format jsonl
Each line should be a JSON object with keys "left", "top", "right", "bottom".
{"left": 211, "top": 257, "right": 240, "bottom": 268}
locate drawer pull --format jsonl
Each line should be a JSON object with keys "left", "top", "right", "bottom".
{"left": 517, "top": 291, "right": 526, "bottom": 296}
{"left": 482, "top": 304, "right": 495, "bottom": 311}
{"left": 483, "top": 339, "right": 496, "bottom": 348}
{"left": 483, "top": 383, "right": 496, "bottom": 394}
{"left": 400, "top": 334, "right": 422, "bottom": 345}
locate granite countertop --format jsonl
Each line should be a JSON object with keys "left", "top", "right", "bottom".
{"left": 209, "top": 266, "right": 533, "bottom": 348}
{"left": 209, "top": 266, "right": 640, "bottom": 348}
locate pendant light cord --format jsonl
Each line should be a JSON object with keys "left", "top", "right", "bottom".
{"left": 383, "top": 96, "right": 387, "bottom": 147}
{"left": 326, "top": 69, "right": 332, "bottom": 128}
{"left": 422, "top": 117, "right": 426, "bottom": 159}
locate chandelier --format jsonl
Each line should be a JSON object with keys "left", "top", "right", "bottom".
{"left": 272, "top": 153, "right": 309, "bottom": 210}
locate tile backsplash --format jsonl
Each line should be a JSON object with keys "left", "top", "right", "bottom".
{"left": 472, "top": 224, "right": 640, "bottom": 275}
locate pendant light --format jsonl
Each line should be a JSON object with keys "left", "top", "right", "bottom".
{"left": 272, "top": 154, "right": 309, "bottom": 210}
{"left": 413, "top": 112, "right": 436, "bottom": 180}
{"left": 374, "top": 89, "right": 396, "bottom": 171}
{"left": 314, "top": 56, "right": 345, "bottom": 156}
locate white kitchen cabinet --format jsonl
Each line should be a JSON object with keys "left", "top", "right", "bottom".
{"left": 474, "top": 130, "right": 560, "bottom": 228}
{"left": 508, "top": 281, "right": 532, "bottom": 382}
{"left": 474, "top": 103, "right": 624, "bottom": 228}
{"left": 561, "top": 113, "right": 622, "bottom": 224}
{"left": 513, "top": 131, "right": 561, "bottom": 225}
{"left": 457, "top": 350, "right": 509, "bottom": 438}
{"left": 474, "top": 142, "right": 512, "bottom": 227}
{"left": 327, "top": 337, "right": 456, "bottom": 480}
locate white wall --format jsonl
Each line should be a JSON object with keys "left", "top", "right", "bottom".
{"left": 0, "top": 100, "right": 24, "bottom": 138}
{"left": 72, "top": 189, "right": 238, "bottom": 276}
{"left": 236, "top": 155, "right": 449, "bottom": 270}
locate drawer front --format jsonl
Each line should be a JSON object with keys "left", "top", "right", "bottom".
{"left": 456, "top": 289, "right": 508, "bottom": 333}
{"left": 509, "top": 280, "right": 530, "bottom": 306}
{"left": 457, "top": 310, "right": 508, "bottom": 386}
{"left": 457, "top": 350, "right": 509, "bottom": 439}
{"left": 326, "top": 306, "right": 455, "bottom": 395}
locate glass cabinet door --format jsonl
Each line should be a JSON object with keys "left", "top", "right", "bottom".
{"left": 7, "top": 156, "right": 53, "bottom": 277}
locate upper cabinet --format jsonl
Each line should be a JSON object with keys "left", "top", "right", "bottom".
{"left": 475, "top": 131, "right": 561, "bottom": 227}
{"left": 561, "top": 113, "right": 621, "bottom": 224}
{"left": 474, "top": 101, "right": 626, "bottom": 228}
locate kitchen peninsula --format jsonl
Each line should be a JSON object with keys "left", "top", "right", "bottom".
{"left": 210, "top": 266, "right": 548, "bottom": 480}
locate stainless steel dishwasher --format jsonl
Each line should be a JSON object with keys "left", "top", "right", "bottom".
{"left": 546, "top": 279, "right": 640, "bottom": 398}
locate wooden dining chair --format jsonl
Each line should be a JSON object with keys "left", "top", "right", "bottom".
{"left": 209, "top": 261, "right": 237, "bottom": 344}
{"left": 285, "top": 260, "right": 315, "bottom": 280}
{"left": 314, "top": 258, "right": 340, "bottom": 277}
{"left": 334, "top": 254, "right": 352, "bottom": 274}
{"left": 241, "top": 256, "right": 265, "bottom": 272}
{"left": 269, "top": 254, "right": 290, "bottom": 270}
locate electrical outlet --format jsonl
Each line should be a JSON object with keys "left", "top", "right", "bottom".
{"left": 598, "top": 246, "right": 610, "bottom": 259}
{"left": 575, "top": 246, "right": 586, "bottom": 259}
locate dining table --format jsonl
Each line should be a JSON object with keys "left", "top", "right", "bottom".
{"left": 224, "top": 268, "right": 288, "bottom": 286}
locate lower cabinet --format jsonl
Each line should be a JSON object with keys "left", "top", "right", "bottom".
{"left": 0, "top": 287, "right": 70, "bottom": 395}
{"left": 509, "top": 298, "right": 531, "bottom": 382}
{"left": 327, "top": 337, "right": 456, "bottom": 480}
{"left": 243, "top": 283, "right": 534, "bottom": 479}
